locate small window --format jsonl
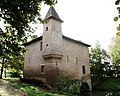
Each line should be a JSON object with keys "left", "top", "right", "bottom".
{"left": 82, "top": 65, "right": 86, "bottom": 74}
{"left": 76, "top": 57, "right": 78, "bottom": 64}
{"left": 56, "top": 62, "right": 58, "bottom": 69}
{"left": 46, "top": 44, "right": 48, "bottom": 47}
{"left": 56, "top": 62, "right": 58, "bottom": 66}
{"left": 40, "top": 42, "right": 42, "bottom": 51}
{"left": 45, "top": 27, "right": 48, "bottom": 31}
{"left": 41, "top": 65, "right": 45, "bottom": 74}
{"left": 67, "top": 56, "right": 69, "bottom": 63}
{"left": 28, "top": 57, "right": 30, "bottom": 64}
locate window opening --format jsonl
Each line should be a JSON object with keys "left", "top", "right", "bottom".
{"left": 45, "top": 27, "right": 48, "bottom": 31}
{"left": 41, "top": 65, "right": 45, "bottom": 74}
{"left": 56, "top": 62, "right": 58, "bottom": 69}
{"left": 28, "top": 57, "right": 30, "bottom": 64}
{"left": 76, "top": 57, "right": 78, "bottom": 64}
{"left": 40, "top": 42, "right": 42, "bottom": 50}
{"left": 67, "top": 56, "right": 69, "bottom": 63}
{"left": 56, "top": 62, "right": 58, "bottom": 66}
{"left": 46, "top": 44, "right": 48, "bottom": 47}
{"left": 82, "top": 65, "right": 86, "bottom": 74}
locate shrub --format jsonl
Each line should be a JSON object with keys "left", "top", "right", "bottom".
{"left": 54, "top": 76, "right": 82, "bottom": 95}
{"left": 10, "top": 72, "right": 21, "bottom": 77}
{"left": 20, "top": 78, "right": 51, "bottom": 90}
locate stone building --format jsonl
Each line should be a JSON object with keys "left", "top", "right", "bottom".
{"left": 24, "top": 6, "right": 91, "bottom": 90}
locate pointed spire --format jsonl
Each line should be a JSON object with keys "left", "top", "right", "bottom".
{"left": 44, "top": 6, "right": 63, "bottom": 22}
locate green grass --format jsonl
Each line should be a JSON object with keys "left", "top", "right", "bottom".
{"left": 10, "top": 81, "right": 63, "bottom": 96}
{"left": 93, "top": 78, "right": 120, "bottom": 91}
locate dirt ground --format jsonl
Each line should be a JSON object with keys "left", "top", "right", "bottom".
{"left": 0, "top": 79, "right": 29, "bottom": 96}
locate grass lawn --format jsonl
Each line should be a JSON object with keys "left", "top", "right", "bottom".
{"left": 10, "top": 80, "right": 64, "bottom": 96}
{"left": 93, "top": 77, "right": 120, "bottom": 91}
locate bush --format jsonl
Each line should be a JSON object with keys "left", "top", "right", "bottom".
{"left": 20, "top": 78, "right": 51, "bottom": 90}
{"left": 54, "top": 76, "right": 82, "bottom": 95}
{"left": 10, "top": 72, "right": 21, "bottom": 77}
{"left": 10, "top": 81, "right": 59, "bottom": 96}
{"left": 80, "top": 82, "right": 90, "bottom": 91}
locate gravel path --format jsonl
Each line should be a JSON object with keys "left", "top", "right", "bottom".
{"left": 0, "top": 79, "right": 28, "bottom": 96}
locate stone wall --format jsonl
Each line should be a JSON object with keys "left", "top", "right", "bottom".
{"left": 58, "top": 37, "right": 92, "bottom": 89}
{"left": 24, "top": 39, "right": 46, "bottom": 81}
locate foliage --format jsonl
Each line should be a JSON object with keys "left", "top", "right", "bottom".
{"left": 0, "top": 0, "right": 57, "bottom": 38}
{"left": 20, "top": 78, "right": 51, "bottom": 90}
{"left": 89, "top": 41, "right": 111, "bottom": 77}
{"left": 109, "top": 36, "right": 120, "bottom": 77}
{"left": 0, "top": 0, "right": 57, "bottom": 79}
{"left": 109, "top": 36, "right": 120, "bottom": 65}
{"left": 93, "top": 78, "right": 120, "bottom": 91}
{"left": 114, "top": 0, "right": 120, "bottom": 35}
{"left": 31, "top": 35, "right": 38, "bottom": 40}
{"left": 0, "top": 26, "right": 25, "bottom": 78}
{"left": 9, "top": 72, "right": 21, "bottom": 78}
{"left": 10, "top": 81, "right": 60, "bottom": 96}
{"left": 9, "top": 69, "right": 22, "bottom": 77}
{"left": 114, "top": 0, "right": 120, "bottom": 22}
{"left": 54, "top": 76, "right": 85, "bottom": 95}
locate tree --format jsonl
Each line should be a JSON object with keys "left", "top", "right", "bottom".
{"left": 0, "top": 0, "right": 57, "bottom": 38}
{"left": 109, "top": 36, "right": 120, "bottom": 69}
{"left": 0, "top": 26, "right": 26, "bottom": 78}
{"left": 89, "top": 41, "right": 110, "bottom": 77}
{"left": 109, "top": 36, "right": 120, "bottom": 77}
{"left": 0, "top": 0, "right": 57, "bottom": 78}
{"left": 31, "top": 35, "right": 38, "bottom": 40}
{"left": 114, "top": 0, "right": 120, "bottom": 35}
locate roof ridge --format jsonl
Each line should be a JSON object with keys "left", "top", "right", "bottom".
{"left": 63, "top": 35, "right": 90, "bottom": 47}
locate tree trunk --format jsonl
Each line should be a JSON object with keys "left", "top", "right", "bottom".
{"left": 4, "top": 67, "right": 6, "bottom": 78}
{"left": 0, "top": 67, "right": 3, "bottom": 79}
{"left": 0, "top": 57, "right": 5, "bottom": 79}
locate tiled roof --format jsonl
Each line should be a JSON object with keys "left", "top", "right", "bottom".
{"left": 24, "top": 35, "right": 90, "bottom": 47}
{"left": 23, "top": 36, "right": 42, "bottom": 46}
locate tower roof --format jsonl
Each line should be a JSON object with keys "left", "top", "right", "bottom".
{"left": 44, "top": 6, "right": 63, "bottom": 22}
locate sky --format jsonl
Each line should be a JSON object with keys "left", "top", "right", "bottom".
{"left": 34, "top": 0, "right": 118, "bottom": 51}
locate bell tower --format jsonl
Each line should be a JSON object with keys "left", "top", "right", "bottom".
{"left": 42, "top": 6, "right": 63, "bottom": 59}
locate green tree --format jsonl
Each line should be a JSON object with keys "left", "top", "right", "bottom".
{"left": 0, "top": 0, "right": 57, "bottom": 37}
{"left": 90, "top": 41, "right": 110, "bottom": 77}
{"left": 114, "top": 0, "right": 120, "bottom": 35}
{"left": 0, "top": 0, "right": 57, "bottom": 78}
{"left": 109, "top": 36, "right": 120, "bottom": 75}
{"left": 31, "top": 35, "right": 38, "bottom": 40}
{"left": 114, "top": 0, "right": 120, "bottom": 22}
{"left": 0, "top": 26, "right": 26, "bottom": 78}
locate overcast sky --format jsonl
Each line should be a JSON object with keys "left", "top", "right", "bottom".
{"left": 34, "top": 0, "right": 118, "bottom": 51}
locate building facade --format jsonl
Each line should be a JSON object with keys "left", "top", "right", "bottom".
{"left": 24, "top": 6, "right": 91, "bottom": 90}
